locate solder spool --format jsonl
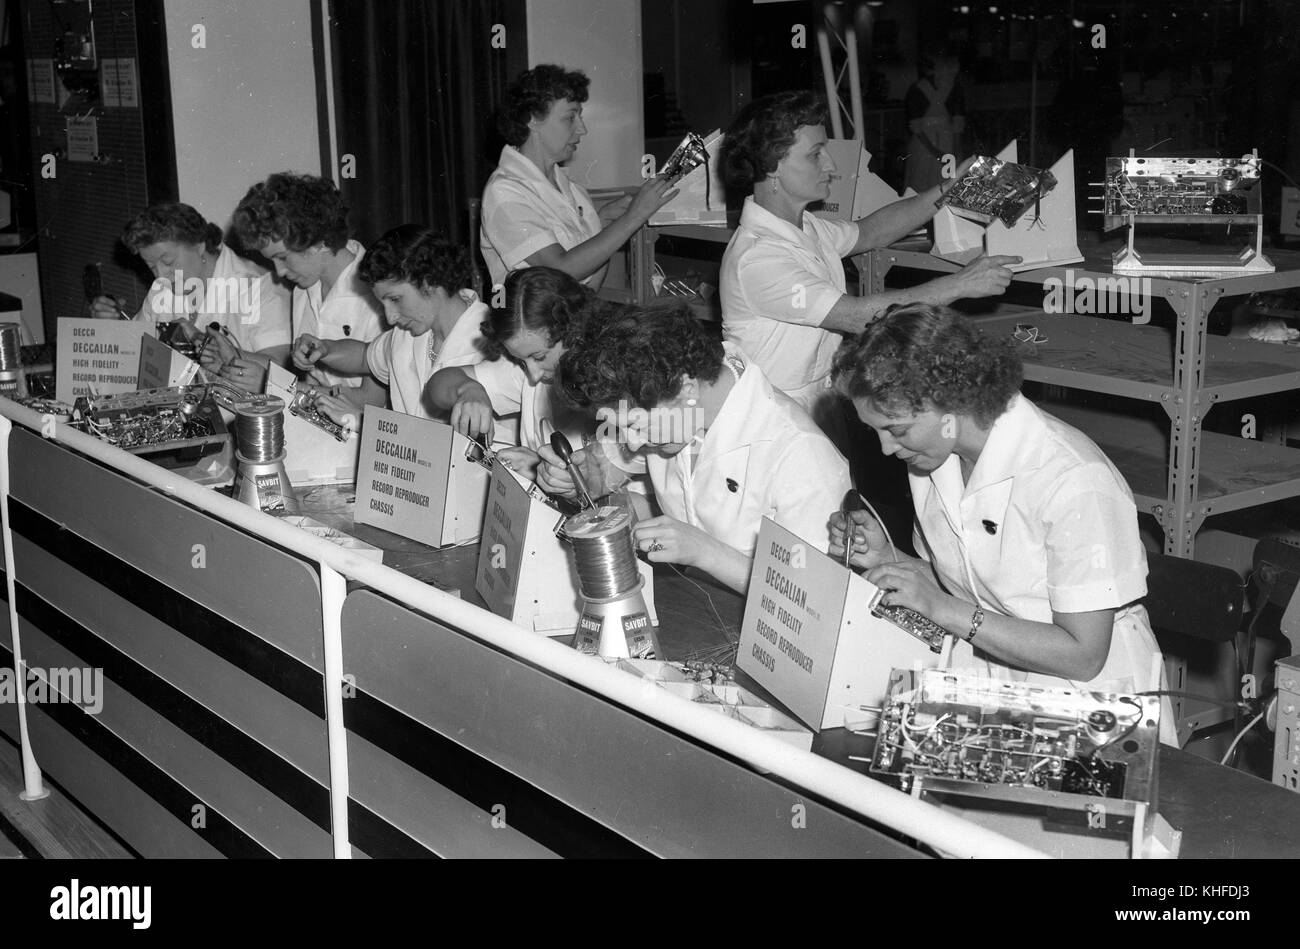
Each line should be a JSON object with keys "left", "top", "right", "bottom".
{"left": 562, "top": 505, "right": 661, "bottom": 659}
{"left": 0, "top": 324, "right": 26, "bottom": 400}
{"left": 232, "top": 395, "right": 299, "bottom": 514}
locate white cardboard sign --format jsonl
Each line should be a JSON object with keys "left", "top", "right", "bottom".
{"left": 354, "top": 406, "right": 489, "bottom": 547}
{"left": 737, "top": 518, "right": 942, "bottom": 731}
{"left": 56, "top": 318, "right": 153, "bottom": 403}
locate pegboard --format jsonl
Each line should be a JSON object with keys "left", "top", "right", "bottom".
{"left": 21, "top": 0, "right": 176, "bottom": 341}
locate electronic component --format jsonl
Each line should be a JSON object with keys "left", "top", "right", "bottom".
{"left": 660, "top": 132, "right": 709, "bottom": 183}
{"left": 1101, "top": 154, "right": 1261, "bottom": 229}
{"left": 71, "top": 385, "right": 230, "bottom": 458}
{"left": 936, "top": 155, "right": 1057, "bottom": 228}
{"left": 1099, "top": 150, "right": 1274, "bottom": 277}
{"left": 870, "top": 669, "right": 1160, "bottom": 849}
{"left": 287, "top": 387, "right": 348, "bottom": 442}
{"left": 869, "top": 589, "right": 946, "bottom": 654}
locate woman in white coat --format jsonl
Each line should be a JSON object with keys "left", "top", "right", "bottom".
{"left": 828, "top": 303, "right": 1176, "bottom": 744}
{"left": 480, "top": 64, "right": 676, "bottom": 290}
{"left": 538, "top": 305, "right": 850, "bottom": 594}
{"left": 90, "top": 202, "right": 292, "bottom": 385}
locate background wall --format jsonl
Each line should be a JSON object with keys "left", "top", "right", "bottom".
{"left": 164, "top": 0, "right": 321, "bottom": 229}
{"left": 526, "top": 0, "right": 643, "bottom": 188}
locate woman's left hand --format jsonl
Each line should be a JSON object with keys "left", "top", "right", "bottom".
{"left": 633, "top": 515, "right": 718, "bottom": 569}
{"left": 496, "top": 446, "right": 540, "bottom": 479}
{"left": 218, "top": 355, "right": 268, "bottom": 392}
{"left": 314, "top": 390, "right": 363, "bottom": 432}
{"left": 866, "top": 559, "right": 951, "bottom": 620}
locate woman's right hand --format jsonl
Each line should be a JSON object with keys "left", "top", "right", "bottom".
{"left": 536, "top": 442, "right": 614, "bottom": 500}
{"left": 90, "top": 295, "right": 128, "bottom": 320}
{"left": 625, "top": 175, "right": 679, "bottom": 224}
{"left": 292, "top": 334, "right": 329, "bottom": 371}
{"left": 449, "top": 390, "right": 495, "bottom": 442}
{"left": 828, "top": 508, "right": 893, "bottom": 570}
{"left": 949, "top": 254, "right": 1020, "bottom": 299}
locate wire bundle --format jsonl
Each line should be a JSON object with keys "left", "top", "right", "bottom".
{"left": 233, "top": 397, "right": 286, "bottom": 462}
{"left": 0, "top": 325, "right": 21, "bottom": 371}
{"left": 564, "top": 508, "right": 641, "bottom": 600}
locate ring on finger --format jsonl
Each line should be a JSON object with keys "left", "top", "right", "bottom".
{"left": 648, "top": 541, "right": 665, "bottom": 553}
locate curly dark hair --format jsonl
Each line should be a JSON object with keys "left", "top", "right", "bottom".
{"left": 497, "top": 64, "right": 590, "bottom": 147}
{"left": 831, "top": 303, "right": 1022, "bottom": 428}
{"left": 477, "top": 266, "right": 606, "bottom": 360}
{"left": 232, "top": 172, "right": 350, "bottom": 253}
{"left": 721, "top": 90, "right": 829, "bottom": 194}
{"left": 122, "top": 203, "right": 222, "bottom": 255}
{"left": 558, "top": 304, "right": 724, "bottom": 409}
{"left": 358, "top": 224, "right": 473, "bottom": 294}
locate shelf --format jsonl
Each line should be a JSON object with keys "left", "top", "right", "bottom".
{"left": 1044, "top": 402, "right": 1300, "bottom": 518}
{"left": 974, "top": 311, "right": 1300, "bottom": 402}
{"left": 880, "top": 239, "right": 1300, "bottom": 295}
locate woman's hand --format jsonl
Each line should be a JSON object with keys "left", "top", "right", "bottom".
{"left": 314, "top": 390, "right": 363, "bottom": 432}
{"left": 292, "top": 334, "right": 330, "bottom": 372}
{"left": 536, "top": 442, "right": 617, "bottom": 500}
{"left": 828, "top": 508, "right": 894, "bottom": 570}
{"left": 949, "top": 254, "right": 1020, "bottom": 299}
{"left": 633, "top": 515, "right": 719, "bottom": 569}
{"left": 866, "top": 559, "right": 951, "bottom": 620}
{"left": 89, "top": 294, "right": 129, "bottom": 320}
{"left": 218, "top": 355, "right": 269, "bottom": 392}
{"left": 496, "top": 446, "right": 540, "bottom": 479}
{"left": 449, "top": 389, "right": 495, "bottom": 442}
{"left": 624, "top": 176, "right": 679, "bottom": 225}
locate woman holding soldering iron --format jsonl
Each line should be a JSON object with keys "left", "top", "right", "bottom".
{"left": 827, "top": 304, "right": 1175, "bottom": 744}
{"left": 538, "top": 304, "right": 850, "bottom": 594}
{"left": 90, "top": 202, "right": 292, "bottom": 384}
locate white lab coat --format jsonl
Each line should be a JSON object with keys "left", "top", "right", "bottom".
{"left": 364, "top": 292, "right": 487, "bottom": 418}
{"left": 480, "top": 145, "right": 604, "bottom": 289}
{"left": 137, "top": 243, "right": 292, "bottom": 353}
{"left": 720, "top": 197, "right": 858, "bottom": 414}
{"left": 646, "top": 345, "right": 850, "bottom": 558}
{"left": 911, "top": 394, "right": 1176, "bottom": 744}
{"left": 292, "top": 239, "right": 384, "bottom": 389}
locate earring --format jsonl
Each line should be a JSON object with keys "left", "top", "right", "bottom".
{"left": 770, "top": 177, "right": 779, "bottom": 194}
{"left": 686, "top": 397, "right": 698, "bottom": 407}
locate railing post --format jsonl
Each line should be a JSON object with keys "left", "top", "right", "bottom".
{"left": 319, "top": 561, "right": 351, "bottom": 858}
{"left": 0, "top": 414, "right": 50, "bottom": 801}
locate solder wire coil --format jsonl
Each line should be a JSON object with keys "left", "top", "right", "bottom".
{"left": 0, "top": 325, "right": 21, "bottom": 371}
{"left": 561, "top": 506, "right": 642, "bottom": 600}
{"left": 232, "top": 396, "right": 287, "bottom": 462}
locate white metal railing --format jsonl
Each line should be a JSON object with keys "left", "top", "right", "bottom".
{"left": 0, "top": 399, "right": 1048, "bottom": 858}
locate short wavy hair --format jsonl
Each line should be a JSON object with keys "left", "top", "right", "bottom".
{"left": 232, "top": 172, "right": 350, "bottom": 253}
{"left": 477, "top": 266, "right": 606, "bottom": 360}
{"left": 497, "top": 64, "right": 590, "bottom": 147}
{"left": 358, "top": 224, "right": 473, "bottom": 294}
{"left": 559, "top": 304, "right": 724, "bottom": 409}
{"left": 122, "top": 203, "right": 222, "bottom": 255}
{"left": 831, "top": 303, "right": 1022, "bottom": 428}
{"left": 721, "top": 90, "right": 829, "bottom": 194}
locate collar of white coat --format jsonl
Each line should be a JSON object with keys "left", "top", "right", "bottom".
{"left": 690, "top": 343, "right": 777, "bottom": 471}
{"left": 911, "top": 393, "right": 1050, "bottom": 533}
{"left": 738, "top": 195, "right": 827, "bottom": 252}
{"left": 307, "top": 239, "right": 369, "bottom": 306}
{"left": 497, "top": 145, "right": 577, "bottom": 199}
